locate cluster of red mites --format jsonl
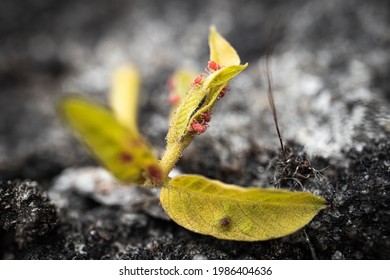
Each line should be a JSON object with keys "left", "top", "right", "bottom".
{"left": 170, "top": 59, "right": 224, "bottom": 105}
{"left": 191, "top": 60, "right": 223, "bottom": 88}
{"left": 187, "top": 60, "right": 232, "bottom": 135}
{"left": 188, "top": 110, "right": 212, "bottom": 134}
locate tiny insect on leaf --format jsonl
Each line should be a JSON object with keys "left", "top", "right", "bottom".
{"left": 160, "top": 27, "right": 248, "bottom": 178}
{"left": 207, "top": 60, "right": 222, "bottom": 72}
{"left": 58, "top": 25, "right": 327, "bottom": 242}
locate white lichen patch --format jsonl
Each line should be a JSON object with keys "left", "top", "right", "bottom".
{"left": 50, "top": 167, "right": 169, "bottom": 220}
{"left": 252, "top": 50, "right": 390, "bottom": 159}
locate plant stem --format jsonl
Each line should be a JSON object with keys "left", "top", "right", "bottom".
{"left": 159, "top": 136, "right": 192, "bottom": 179}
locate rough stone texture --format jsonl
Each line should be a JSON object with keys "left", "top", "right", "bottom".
{"left": 0, "top": 181, "right": 58, "bottom": 251}
{"left": 0, "top": 0, "right": 389, "bottom": 259}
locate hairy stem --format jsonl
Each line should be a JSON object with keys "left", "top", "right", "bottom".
{"left": 159, "top": 135, "right": 193, "bottom": 179}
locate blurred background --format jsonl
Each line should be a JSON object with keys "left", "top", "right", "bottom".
{"left": 0, "top": 0, "right": 389, "bottom": 259}
{"left": 0, "top": 0, "right": 389, "bottom": 182}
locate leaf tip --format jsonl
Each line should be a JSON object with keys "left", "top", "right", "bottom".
{"left": 110, "top": 64, "right": 141, "bottom": 133}
{"left": 208, "top": 26, "right": 240, "bottom": 66}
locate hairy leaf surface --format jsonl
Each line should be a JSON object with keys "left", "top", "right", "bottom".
{"left": 167, "top": 64, "right": 247, "bottom": 144}
{"left": 187, "top": 64, "right": 248, "bottom": 125}
{"left": 161, "top": 27, "right": 248, "bottom": 178}
{"left": 161, "top": 175, "right": 326, "bottom": 241}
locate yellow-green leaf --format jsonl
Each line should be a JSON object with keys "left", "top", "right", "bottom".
{"left": 160, "top": 174, "right": 326, "bottom": 241}
{"left": 203, "top": 64, "right": 248, "bottom": 89}
{"left": 186, "top": 64, "right": 248, "bottom": 125}
{"left": 59, "top": 96, "right": 162, "bottom": 185}
{"left": 209, "top": 26, "right": 240, "bottom": 66}
{"left": 160, "top": 27, "right": 248, "bottom": 179}
{"left": 165, "top": 64, "right": 247, "bottom": 146}
{"left": 109, "top": 65, "right": 140, "bottom": 134}
{"left": 168, "top": 69, "right": 196, "bottom": 107}
{"left": 166, "top": 85, "right": 204, "bottom": 144}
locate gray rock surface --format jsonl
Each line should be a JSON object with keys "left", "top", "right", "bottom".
{"left": 0, "top": 181, "right": 58, "bottom": 251}
{"left": 0, "top": 0, "right": 389, "bottom": 259}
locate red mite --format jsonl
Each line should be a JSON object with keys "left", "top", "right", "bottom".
{"left": 201, "top": 110, "right": 211, "bottom": 122}
{"left": 188, "top": 120, "right": 208, "bottom": 134}
{"left": 207, "top": 60, "right": 222, "bottom": 72}
{"left": 169, "top": 94, "right": 180, "bottom": 105}
{"left": 192, "top": 74, "right": 205, "bottom": 87}
{"left": 218, "top": 86, "right": 230, "bottom": 99}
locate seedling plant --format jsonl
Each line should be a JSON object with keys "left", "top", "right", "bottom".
{"left": 60, "top": 27, "right": 326, "bottom": 241}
